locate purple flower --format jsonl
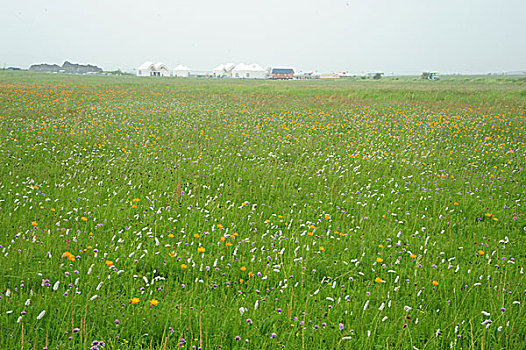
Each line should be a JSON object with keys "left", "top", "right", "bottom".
{"left": 339, "top": 323, "right": 344, "bottom": 331}
{"left": 235, "top": 336, "right": 241, "bottom": 341}
{"left": 271, "top": 333, "right": 277, "bottom": 338}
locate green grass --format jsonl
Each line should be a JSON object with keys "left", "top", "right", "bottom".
{"left": 0, "top": 71, "right": 525, "bottom": 349}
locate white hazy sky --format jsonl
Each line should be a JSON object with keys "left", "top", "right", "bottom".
{"left": 1, "top": 0, "right": 525, "bottom": 74}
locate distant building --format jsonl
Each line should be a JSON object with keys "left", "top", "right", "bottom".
{"left": 231, "top": 63, "right": 267, "bottom": 79}
{"left": 320, "top": 73, "right": 340, "bottom": 79}
{"left": 173, "top": 65, "right": 191, "bottom": 77}
{"left": 136, "top": 61, "right": 170, "bottom": 77}
{"left": 271, "top": 68, "right": 294, "bottom": 79}
{"left": 212, "top": 63, "right": 236, "bottom": 78}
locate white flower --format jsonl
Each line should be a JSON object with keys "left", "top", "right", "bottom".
{"left": 37, "top": 310, "right": 46, "bottom": 320}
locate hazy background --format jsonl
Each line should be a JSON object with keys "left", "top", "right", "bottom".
{"left": 1, "top": 0, "right": 525, "bottom": 74}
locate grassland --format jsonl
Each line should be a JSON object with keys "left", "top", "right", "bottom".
{"left": 0, "top": 72, "right": 525, "bottom": 349}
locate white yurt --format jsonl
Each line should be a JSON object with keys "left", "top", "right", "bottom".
{"left": 136, "top": 61, "right": 154, "bottom": 76}
{"left": 173, "top": 65, "right": 191, "bottom": 77}
{"left": 231, "top": 63, "right": 266, "bottom": 79}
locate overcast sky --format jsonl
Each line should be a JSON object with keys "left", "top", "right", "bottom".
{"left": 1, "top": 0, "right": 525, "bottom": 74}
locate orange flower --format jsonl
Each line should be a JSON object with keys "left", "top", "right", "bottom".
{"left": 375, "top": 277, "right": 383, "bottom": 283}
{"left": 131, "top": 297, "right": 140, "bottom": 304}
{"left": 376, "top": 257, "right": 384, "bottom": 263}
{"left": 131, "top": 204, "right": 137, "bottom": 209}
{"left": 132, "top": 198, "right": 140, "bottom": 203}
{"left": 193, "top": 233, "right": 200, "bottom": 239}
{"left": 432, "top": 281, "right": 439, "bottom": 286}
{"left": 478, "top": 250, "right": 484, "bottom": 256}
{"left": 150, "top": 299, "right": 159, "bottom": 306}
{"left": 217, "top": 224, "right": 223, "bottom": 229}
{"left": 324, "top": 214, "right": 331, "bottom": 220}
{"left": 81, "top": 217, "right": 88, "bottom": 221}
{"left": 181, "top": 264, "right": 188, "bottom": 269}
{"left": 453, "top": 202, "right": 459, "bottom": 206}
{"left": 319, "top": 246, "right": 325, "bottom": 252}
{"left": 410, "top": 254, "right": 417, "bottom": 259}
{"left": 226, "top": 242, "right": 232, "bottom": 247}
{"left": 220, "top": 237, "right": 226, "bottom": 241}
{"left": 240, "top": 266, "right": 247, "bottom": 271}
{"left": 32, "top": 221, "right": 38, "bottom": 226}
{"left": 168, "top": 233, "right": 174, "bottom": 238}
{"left": 105, "top": 260, "right": 113, "bottom": 267}
{"left": 169, "top": 251, "right": 175, "bottom": 258}
{"left": 197, "top": 247, "right": 206, "bottom": 253}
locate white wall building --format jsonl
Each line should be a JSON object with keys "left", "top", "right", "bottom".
{"left": 212, "top": 63, "right": 236, "bottom": 78}
{"left": 137, "top": 61, "right": 154, "bottom": 77}
{"left": 136, "top": 61, "right": 170, "bottom": 77}
{"left": 231, "top": 63, "right": 266, "bottom": 79}
{"left": 173, "top": 65, "right": 191, "bottom": 77}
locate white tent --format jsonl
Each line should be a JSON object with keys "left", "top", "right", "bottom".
{"left": 173, "top": 65, "right": 191, "bottom": 77}
{"left": 137, "top": 61, "right": 154, "bottom": 77}
{"left": 231, "top": 63, "right": 266, "bottom": 79}
{"left": 212, "top": 63, "right": 235, "bottom": 78}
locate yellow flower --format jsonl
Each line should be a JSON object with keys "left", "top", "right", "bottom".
{"left": 132, "top": 198, "right": 140, "bottom": 203}
{"left": 324, "top": 214, "right": 331, "bottom": 220}
{"left": 307, "top": 232, "right": 313, "bottom": 236}
{"left": 410, "top": 254, "right": 417, "bottom": 259}
{"left": 309, "top": 225, "right": 315, "bottom": 229}
{"left": 32, "top": 221, "right": 38, "bottom": 226}
{"left": 375, "top": 277, "right": 383, "bottom": 283}
{"left": 131, "top": 204, "right": 137, "bottom": 209}
{"left": 376, "top": 257, "right": 384, "bottom": 263}
{"left": 150, "top": 299, "right": 159, "bottom": 306}
{"left": 105, "top": 260, "right": 113, "bottom": 267}
{"left": 193, "top": 233, "right": 200, "bottom": 239}
{"left": 432, "top": 281, "right": 439, "bottom": 286}
{"left": 248, "top": 272, "right": 254, "bottom": 277}
{"left": 217, "top": 224, "right": 223, "bottom": 229}
{"left": 226, "top": 242, "right": 232, "bottom": 247}
{"left": 220, "top": 237, "right": 226, "bottom": 241}
{"left": 240, "top": 266, "right": 247, "bottom": 271}
{"left": 131, "top": 297, "right": 140, "bottom": 304}
{"left": 493, "top": 217, "right": 498, "bottom": 221}
{"left": 379, "top": 244, "right": 384, "bottom": 248}
{"left": 181, "top": 264, "right": 188, "bottom": 269}
{"left": 169, "top": 251, "right": 175, "bottom": 258}
{"left": 168, "top": 233, "right": 174, "bottom": 238}
{"left": 478, "top": 250, "right": 484, "bottom": 256}
{"left": 81, "top": 217, "right": 88, "bottom": 221}
{"left": 197, "top": 247, "right": 206, "bottom": 253}
{"left": 453, "top": 202, "right": 459, "bottom": 206}
{"left": 319, "top": 246, "right": 325, "bottom": 252}
{"left": 485, "top": 213, "right": 492, "bottom": 217}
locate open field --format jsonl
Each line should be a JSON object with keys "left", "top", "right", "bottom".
{"left": 0, "top": 72, "right": 525, "bottom": 349}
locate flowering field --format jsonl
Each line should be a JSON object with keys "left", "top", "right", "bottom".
{"left": 0, "top": 73, "right": 525, "bottom": 349}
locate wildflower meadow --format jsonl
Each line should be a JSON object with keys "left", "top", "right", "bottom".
{"left": 0, "top": 72, "right": 525, "bottom": 349}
